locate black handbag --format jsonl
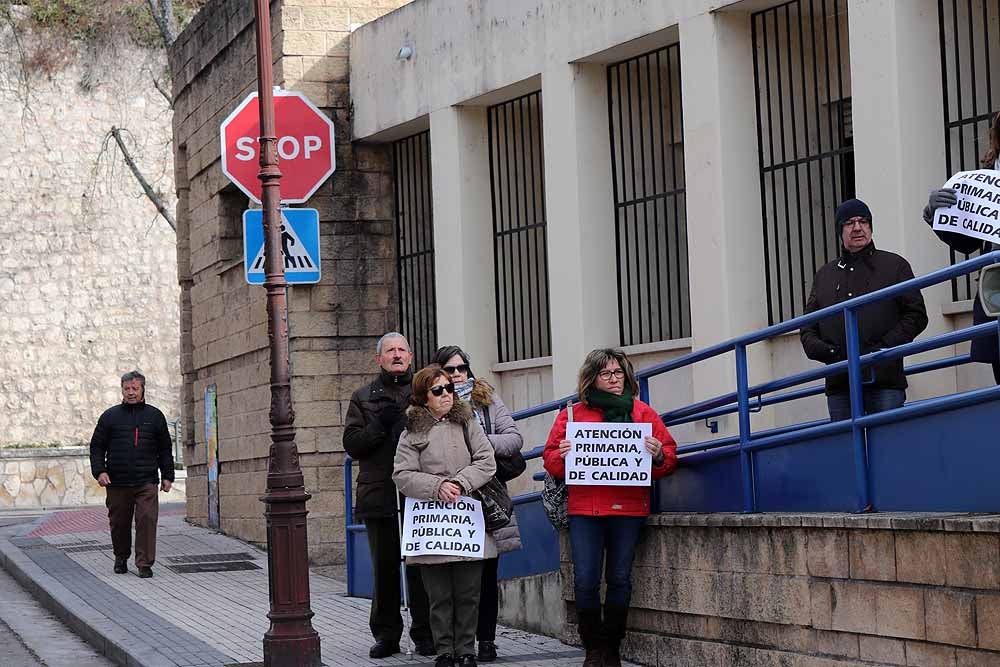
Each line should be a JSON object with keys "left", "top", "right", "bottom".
{"left": 479, "top": 404, "right": 526, "bottom": 483}
{"left": 461, "top": 423, "right": 514, "bottom": 531}
{"left": 470, "top": 477, "right": 514, "bottom": 531}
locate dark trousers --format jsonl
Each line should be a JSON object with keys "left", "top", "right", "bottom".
{"left": 568, "top": 515, "right": 645, "bottom": 611}
{"left": 106, "top": 483, "right": 159, "bottom": 567}
{"left": 364, "top": 517, "right": 432, "bottom": 644}
{"left": 421, "top": 560, "right": 484, "bottom": 657}
{"left": 477, "top": 557, "right": 499, "bottom": 642}
{"left": 827, "top": 387, "right": 905, "bottom": 422}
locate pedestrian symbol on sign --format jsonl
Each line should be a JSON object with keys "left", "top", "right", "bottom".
{"left": 243, "top": 209, "right": 321, "bottom": 285}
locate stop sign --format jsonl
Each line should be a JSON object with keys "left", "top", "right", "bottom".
{"left": 220, "top": 90, "right": 336, "bottom": 204}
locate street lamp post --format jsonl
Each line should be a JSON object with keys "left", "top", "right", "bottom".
{"left": 252, "top": 0, "right": 322, "bottom": 665}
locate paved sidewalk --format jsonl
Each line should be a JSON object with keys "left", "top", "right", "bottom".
{"left": 0, "top": 504, "right": 604, "bottom": 667}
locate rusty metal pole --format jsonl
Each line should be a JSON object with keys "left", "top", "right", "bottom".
{"left": 253, "top": 0, "right": 322, "bottom": 665}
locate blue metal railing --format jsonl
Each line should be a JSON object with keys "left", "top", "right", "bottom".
{"left": 635, "top": 249, "right": 1000, "bottom": 512}
{"left": 345, "top": 250, "right": 1000, "bottom": 593}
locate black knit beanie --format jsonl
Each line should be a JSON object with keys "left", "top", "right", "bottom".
{"left": 835, "top": 198, "right": 873, "bottom": 230}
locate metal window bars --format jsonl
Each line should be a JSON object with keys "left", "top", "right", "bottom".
{"left": 487, "top": 92, "right": 552, "bottom": 363}
{"left": 607, "top": 43, "right": 692, "bottom": 346}
{"left": 393, "top": 131, "right": 437, "bottom": 369}
{"left": 937, "top": 0, "right": 1000, "bottom": 301}
{"left": 751, "top": 0, "right": 854, "bottom": 325}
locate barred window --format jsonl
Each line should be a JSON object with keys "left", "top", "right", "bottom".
{"left": 752, "top": 0, "right": 854, "bottom": 324}
{"left": 393, "top": 131, "right": 437, "bottom": 368}
{"left": 488, "top": 92, "right": 551, "bottom": 363}
{"left": 608, "top": 44, "right": 691, "bottom": 345}
{"left": 937, "top": 0, "right": 999, "bottom": 300}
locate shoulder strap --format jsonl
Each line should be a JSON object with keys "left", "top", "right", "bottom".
{"left": 481, "top": 405, "right": 492, "bottom": 435}
{"left": 461, "top": 421, "right": 472, "bottom": 456}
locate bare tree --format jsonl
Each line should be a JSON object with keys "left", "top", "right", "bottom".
{"left": 146, "top": 0, "right": 178, "bottom": 47}
{"left": 107, "top": 127, "right": 177, "bottom": 231}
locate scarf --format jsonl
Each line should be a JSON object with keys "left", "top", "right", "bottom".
{"left": 455, "top": 379, "right": 485, "bottom": 431}
{"left": 586, "top": 387, "right": 635, "bottom": 423}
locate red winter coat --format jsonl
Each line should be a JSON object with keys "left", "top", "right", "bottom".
{"left": 542, "top": 399, "right": 677, "bottom": 517}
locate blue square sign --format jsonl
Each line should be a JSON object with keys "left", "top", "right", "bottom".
{"left": 243, "top": 208, "right": 321, "bottom": 285}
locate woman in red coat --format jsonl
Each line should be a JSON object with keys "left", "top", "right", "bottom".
{"left": 543, "top": 349, "right": 677, "bottom": 667}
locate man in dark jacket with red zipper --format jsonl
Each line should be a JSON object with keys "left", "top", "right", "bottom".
{"left": 800, "top": 199, "right": 929, "bottom": 420}
{"left": 90, "top": 370, "right": 175, "bottom": 578}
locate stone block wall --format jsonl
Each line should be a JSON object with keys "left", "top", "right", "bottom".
{"left": 0, "top": 25, "right": 181, "bottom": 446}
{"left": 559, "top": 513, "right": 1000, "bottom": 666}
{"left": 0, "top": 448, "right": 186, "bottom": 508}
{"left": 169, "top": 0, "right": 409, "bottom": 563}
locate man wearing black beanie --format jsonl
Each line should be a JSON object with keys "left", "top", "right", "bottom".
{"left": 800, "top": 198, "right": 929, "bottom": 420}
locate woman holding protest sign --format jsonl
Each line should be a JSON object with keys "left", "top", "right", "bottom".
{"left": 542, "top": 349, "right": 677, "bottom": 667}
{"left": 923, "top": 110, "right": 1000, "bottom": 384}
{"left": 393, "top": 365, "right": 498, "bottom": 667}
{"left": 432, "top": 346, "right": 524, "bottom": 663}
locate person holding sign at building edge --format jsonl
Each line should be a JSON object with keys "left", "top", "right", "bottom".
{"left": 543, "top": 349, "right": 677, "bottom": 667}
{"left": 393, "top": 365, "right": 498, "bottom": 667}
{"left": 923, "top": 110, "right": 1000, "bottom": 384}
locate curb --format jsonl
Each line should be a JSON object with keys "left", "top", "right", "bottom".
{"left": 0, "top": 527, "right": 176, "bottom": 667}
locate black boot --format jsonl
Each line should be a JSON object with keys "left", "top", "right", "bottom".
{"left": 577, "top": 608, "right": 604, "bottom": 667}
{"left": 603, "top": 604, "right": 629, "bottom": 667}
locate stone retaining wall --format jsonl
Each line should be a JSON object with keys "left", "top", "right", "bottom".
{"left": 0, "top": 448, "right": 186, "bottom": 508}
{"left": 559, "top": 513, "right": 1000, "bottom": 666}
{"left": 0, "top": 23, "right": 181, "bottom": 446}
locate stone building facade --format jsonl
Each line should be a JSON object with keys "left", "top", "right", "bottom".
{"left": 168, "top": 0, "right": 408, "bottom": 563}
{"left": 0, "top": 24, "right": 180, "bottom": 453}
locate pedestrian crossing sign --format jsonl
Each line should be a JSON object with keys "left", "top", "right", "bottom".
{"left": 243, "top": 208, "right": 321, "bottom": 285}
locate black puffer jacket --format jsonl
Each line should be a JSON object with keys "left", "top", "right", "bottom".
{"left": 800, "top": 243, "right": 929, "bottom": 394}
{"left": 89, "top": 402, "right": 175, "bottom": 487}
{"left": 343, "top": 369, "right": 412, "bottom": 520}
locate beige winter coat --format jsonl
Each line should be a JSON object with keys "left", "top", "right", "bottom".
{"left": 392, "top": 399, "right": 498, "bottom": 565}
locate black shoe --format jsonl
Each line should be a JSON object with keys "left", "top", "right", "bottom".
{"left": 113, "top": 558, "right": 127, "bottom": 574}
{"left": 137, "top": 566, "right": 153, "bottom": 578}
{"left": 477, "top": 640, "right": 497, "bottom": 662}
{"left": 415, "top": 639, "right": 436, "bottom": 656}
{"left": 457, "top": 655, "right": 477, "bottom": 667}
{"left": 368, "top": 640, "right": 400, "bottom": 659}
{"left": 434, "top": 655, "right": 454, "bottom": 667}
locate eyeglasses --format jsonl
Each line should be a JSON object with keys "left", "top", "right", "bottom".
{"left": 443, "top": 364, "right": 470, "bottom": 375}
{"left": 597, "top": 369, "right": 626, "bottom": 381}
{"left": 429, "top": 383, "right": 456, "bottom": 397}
{"left": 843, "top": 218, "right": 871, "bottom": 229}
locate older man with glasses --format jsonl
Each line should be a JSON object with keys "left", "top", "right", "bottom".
{"left": 344, "top": 332, "right": 434, "bottom": 659}
{"left": 800, "top": 199, "right": 929, "bottom": 421}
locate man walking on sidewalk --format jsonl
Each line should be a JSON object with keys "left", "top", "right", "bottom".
{"left": 344, "top": 333, "right": 434, "bottom": 659}
{"left": 90, "top": 370, "right": 175, "bottom": 578}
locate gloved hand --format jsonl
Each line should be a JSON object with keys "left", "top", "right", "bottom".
{"left": 378, "top": 402, "right": 403, "bottom": 430}
{"left": 927, "top": 188, "right": 957, "bottom": 211}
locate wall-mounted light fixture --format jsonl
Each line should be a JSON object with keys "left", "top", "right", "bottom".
{"left": 397, "top": 44, "right": 414, "bottom": 60}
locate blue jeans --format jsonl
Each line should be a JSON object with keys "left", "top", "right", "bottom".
{"left": 568, "top": 515, "right": 645, "bottom": 611}
{"left": 827, "top": 388, "right": 905, "bottom": 421}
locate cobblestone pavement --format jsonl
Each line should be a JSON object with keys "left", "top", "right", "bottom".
{"left": 0, "top": 505, "right": 614, "bottom": 667}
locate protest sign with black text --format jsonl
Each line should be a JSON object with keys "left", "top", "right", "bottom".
{"left": 401, "top": 496, "right": 486, "bottom": 558}
{"left": 565, "top": 421, "right": 653, "bottom": 486}
{"left": 932, "top": 169, "right": 1000, "bottom": 244}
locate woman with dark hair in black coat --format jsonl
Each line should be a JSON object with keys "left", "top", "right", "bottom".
{"left": 923, "top": 110, "right": 1000, "bottom": 384}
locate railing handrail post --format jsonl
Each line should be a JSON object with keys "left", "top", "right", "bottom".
{"left": 344, "top": 455, "right": 354, "bottom": 596}
{"left": 735, "top": 344, "right": 755, "bottom": 512}
{"left": 844, "top": 308, "right": 871, "bottom": 512}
